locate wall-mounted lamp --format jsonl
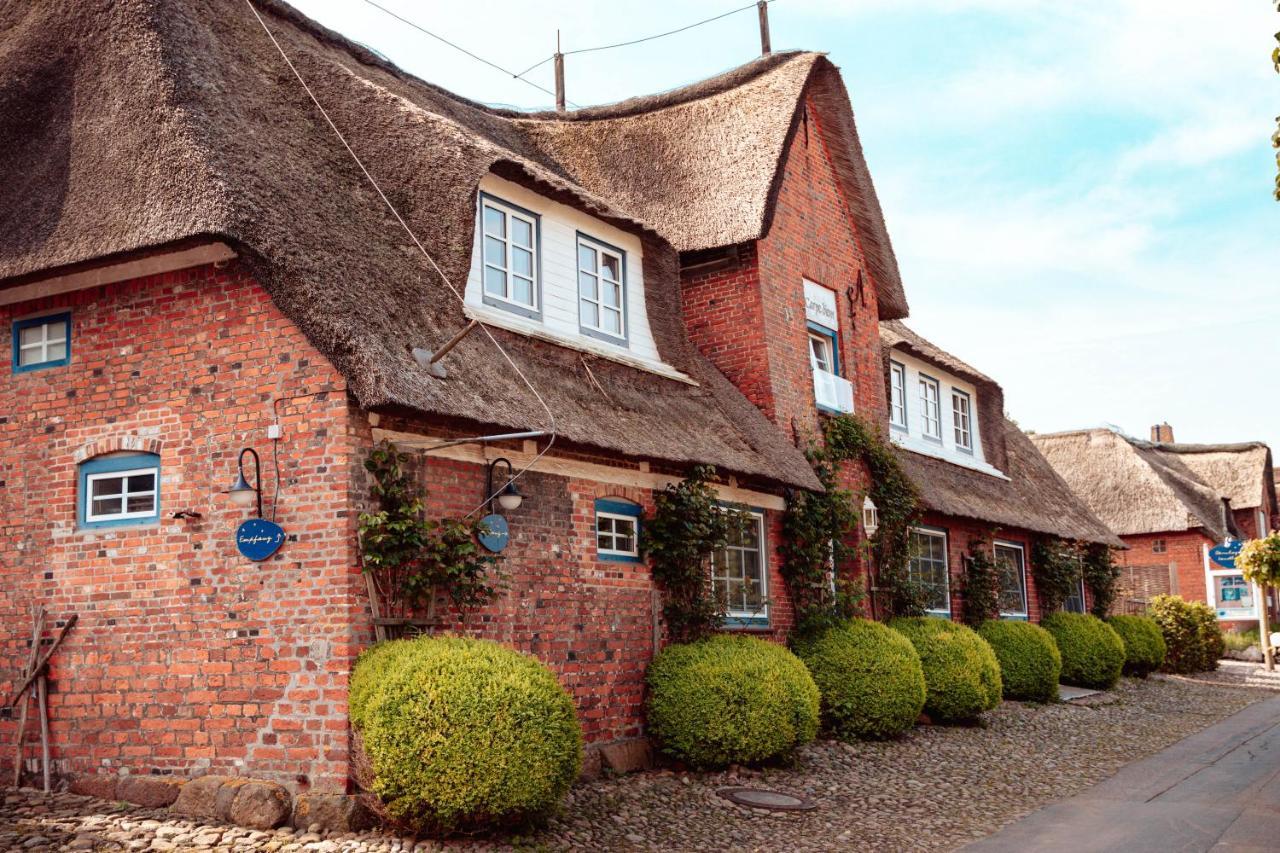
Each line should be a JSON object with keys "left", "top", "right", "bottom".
{"left": 225, "top": 447, "right": 263, "bottom": 518}
{"left": 862, "top": 495, "right": 879, "bottom": 536}
{"left": 486, "top": 458, "right": 523, "bottom": 513}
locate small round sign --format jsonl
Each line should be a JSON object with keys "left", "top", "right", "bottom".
{"left": 478, "top": 513, "right": 510, "bottom": 553}
{"left": 236, "top": 518, "right": 285, "bottom": 562}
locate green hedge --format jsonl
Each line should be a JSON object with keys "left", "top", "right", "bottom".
{"left": 1107, "top": 615, "right": 1167, "bottom": 677}
{"left": 889, "top": 618, "right": 1002, "bottom": 722}
{"left": 792, "top": 618, "right": 926, "bottom": 740}
{"left": 1041, "top": 612, "right": 1124, "bottom": 689}
{"left": 976, "top": 620, "right": 1061, "bottom": 703}
{"left": 646, "top": 634, "right": 819, "bottom": 769}
{"left": 1149, "top": 594, "right": 1224, "bottom": 673}
{"left": 350, "top": 636, "right": 582, "bottom": 834}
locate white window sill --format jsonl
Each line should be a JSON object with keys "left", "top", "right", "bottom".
{"left": 891, "top": 431, "right": 1010, "bottom": 480}
{"left": 464, "top": 302, "right": 695, "bottom": 385}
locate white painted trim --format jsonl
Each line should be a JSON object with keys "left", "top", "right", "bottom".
{"left": 0, "top": 242, "right": 238, "bottom": 307}
{"left": 1204, "top": 541, "right": 1261, "bottom": 621}
{"left": 85, "top": 467, "right": 159, "bottom": 523}
{"left": 372, "top": 427, "right": 786, "bottom": 511}
{"left": 993, "top": 539, "right": 1029, "bottom": 619}
{"left": 596, "top": 511, "right": 640, "bottom": 557}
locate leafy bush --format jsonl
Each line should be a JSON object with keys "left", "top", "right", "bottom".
{"left": 889, "top": 618, "right": 1002, "bottom": 722}
{"left": 976, "top": 620, "right": 1061, "bottom": 703}
{"left": 646, "top": 634, "right": 819, "bottom": 769}
{"left": 960, "top": 543, "right": 1001, "bottom": 627}
{"left": 1107, "top": 615, "right": 1167, "bottom": 677}
{"left": 350, "top": 636, "right": 582, "bottom": 834}
{"left": 1041, "top": 612, "right": 1124, "bottom": 689}
{"left": 1149, "top": 594, "right": 1225, "bottom": 673}
{"left": 1222, "top": 627, "right": 1260, "bottom": 653}
{"left": 792, "top": 618, "right": 926, "bottom": 740}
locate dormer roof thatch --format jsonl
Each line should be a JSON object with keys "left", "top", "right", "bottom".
{"left": 0, "top": 0, "right": 858, "bottom": 490}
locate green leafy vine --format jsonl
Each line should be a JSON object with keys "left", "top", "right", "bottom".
{"left": 1081, "top": 542, "right": 1121, "bottom": 618}
{"left": 960, "top": 538, "right": 1000, "bottom": 627}
{"left": 1031, "top": 538, "right": 1082, "bottom": 616}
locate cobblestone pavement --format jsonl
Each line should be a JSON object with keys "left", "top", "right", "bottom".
{"left": 1, "top": 671, "right": 1276, "bottom": 852}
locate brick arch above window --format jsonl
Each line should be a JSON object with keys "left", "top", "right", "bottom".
{"left": 73, "top": 435, "right": 164, "bottom": 465}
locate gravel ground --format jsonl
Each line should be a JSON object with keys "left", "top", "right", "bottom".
{"left": 1, "top": 670, "right": 1276, "bottom": 853}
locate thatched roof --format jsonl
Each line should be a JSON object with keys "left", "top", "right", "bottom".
{"left": 0, "top": 0, "right": 829, "bottom": 490}
{"left": 879, "top": 323, "right": 1119, "bottom": 546}
{"left": 1031, "top": 430, "right": 1276, "bottom": 540}
{"left": 513, "top": 54, "right": 908, "bottom": 320}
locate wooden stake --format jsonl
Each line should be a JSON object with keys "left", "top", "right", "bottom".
{"left": 12, "top": 608, "right": 45, "bottom": 788}
{"left": 5, "top": 614, "right": 78, "bottom": 709}
{"left": 757, "top": 1, "right": 771, "bottom": 56}
{"left": 554, "top": 30, "right": 565, "bottom": 113}
{"left": 1260, "top": 583, "right": 1274, "bottom": 671}
{"left": 36, "top": 674, "right": 49, "bottom": 793}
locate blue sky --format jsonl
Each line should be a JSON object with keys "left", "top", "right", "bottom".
{"left": 287, "top": 0, "right": 1279, "bottom": 450}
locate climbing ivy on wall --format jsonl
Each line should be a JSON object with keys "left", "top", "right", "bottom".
{"left": 1031, "top": 538, "right": 1083, "bottom": 616}
{"left": 960, "top": 538, "right": 1001, "bottom": 627}
{"left": 1082, "top": 542, "right": 1122, "bottom": 618}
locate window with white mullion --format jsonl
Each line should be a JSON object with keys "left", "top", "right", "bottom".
{"left": 919, "top": 376, "right": 942, "bottom": 441}
{"left": 481, "top": 199, "right": 537, "bottom": 310}
{"left": 85, "top": 468, "right": 158, "bottom": 522}
{"left": 577, "top": 237, "right": 625, "bottom": 340}
{"left": 889, "top": 362, "right": 907, "bottom": 429}
{"left": 952, "top": 390, "right": 973, "bottom": 452}
{"left": 596, "top": 512, "right": 638, "bottom": 557}
{"left": 993, "top": 542, "right": 1028, "bottom": 618}
{"left": 712, "top": 511, "right": 767, "bottom": 619}
{"left": 808, "top": 334, "right": 834, "bottom": 374}
{"left": 908, "top": 527, "right": 950, "bottom": 614}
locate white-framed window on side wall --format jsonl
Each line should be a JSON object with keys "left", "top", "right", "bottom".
{"left": 919, "top": 374, "right": 942, "bottom": 441}
{"left": 993, "top": 541, "right": 1028, "bottom": 619}
{"left": 889, "top": 361, "right": 907, "bottom": 430}
{"left": 479, "top": 193, "right": 540, "bottom": 318}
{"left": 908, "top": 526, "right": 950, "bottom": 615}
{"left": 952, "top": 389, "right": 973, "bottom": 452}
{"left": 712, "top": 508, "right": 769, "bottom": 626}
{"left": 577, "top": 233, "right": 627, "bottom": 345}
{"left": 803, "top": 279, "right": 853, "bottom": 414}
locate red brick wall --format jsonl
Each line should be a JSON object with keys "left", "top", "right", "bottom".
{"left": 0, "top": 260, "right": 366, "bottom": 792}
{"left": 1116, "top": 531, "right": 1211, "bottom": 608}
{"left": 913, "top": 513, "right": 1048, "bottom": 624}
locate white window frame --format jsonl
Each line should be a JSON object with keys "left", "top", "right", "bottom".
{"left": 16, "top": 318, "right": 69, "bottom": 369}
{"left": 479, "top": 194, "right": 539, "bottom": 315}
{"left": 1203, "top": 543, "right": 1259, "bottom": 621}
{"left": 918, "top": 374, "right": 942, "bottom": 442}
{"left": 576, "top": 234, "right": 627, "bottom": 344}
{"left": 713, "top": 509, "right": 769, "bottom": 622}
{"left": 596, "top": 511, "right": 639, "bottom": 558}
{"left": 808, "top": 333, "right": 835, "bottom": 374}
{"left": 84, "top": 467, "right": 159, "bottom": 523}
{"left": 889, "top": 361, "right": 907, "bottom": 430}
{"left": 952, "top": 389, "right": 973, "bottom": 452}
{"left": 993, "top": 540, "right": 1029, "bottom": 619}
{"left": 908, "top": 526, "right": 951, "bottom": 615}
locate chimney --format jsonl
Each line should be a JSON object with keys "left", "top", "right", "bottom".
{"left": 1151, "top": 422, "right": 1174, "bottom": 444}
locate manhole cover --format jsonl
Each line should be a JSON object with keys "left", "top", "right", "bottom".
{"left": 717, "top": 787, "right": 815, "bottom": 811}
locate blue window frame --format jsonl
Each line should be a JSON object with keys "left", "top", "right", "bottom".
{"left": 806, "top": 322, "right": 840, "bottom": 376}
{"left": 577, "top": 232, "right": 629, "bottom": 347}
{"left": 595, "top": 498, "right": 641, "bottom": 562}
{"left": 78, "top": 453, "right": 161, "bottom": 528}
{"left": 12, "top": 312, "right": 71, "bottom": 373}
{"left": 714, "top": 505, "right": 769, "bottom": 628}
{"left": 478, "top": 192, "right": 542, "bottom": 321}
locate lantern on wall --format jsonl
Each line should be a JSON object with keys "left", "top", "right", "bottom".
{"left": 862, "top": 495, "right": 879, "bottom": 536}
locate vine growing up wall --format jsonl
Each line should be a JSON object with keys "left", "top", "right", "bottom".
{"left": 1031, "top": 538, "right": 1082, "bottom": 616}
{"left": 1081, "top": 543, "right": 1122, "bottom": 618}
{"left": 960, "top": 538, "right": 1000, "bottom": 627}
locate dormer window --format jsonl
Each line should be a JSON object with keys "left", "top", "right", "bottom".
{"left": 480, "top": 193, "right": 540, "bottom": 318}
{"left": 919, "top": 375, "right": 942, "bottom": 441}
{"left": 889, "top": 361, "right": 907, "bottom": 429}
{"left": 952, "top": 390, "right": 973, "bottom": 452}
{"left": 577, "top": 234, "right": 626, "bottom": 344}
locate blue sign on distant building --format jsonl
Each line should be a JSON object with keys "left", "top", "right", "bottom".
{"left": 1209, "top": 540, "right": 1244, "bottom": 570}
{"left": 236, "top": 518, "right": 285, "bottom": 562}
{"left": 478, "top": 514, "right": 510, "bottom": 553}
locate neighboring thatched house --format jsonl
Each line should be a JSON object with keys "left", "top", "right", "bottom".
{"left": 0, "top": 0, "right": 911, "bottom": 794}
{"left": 1032, "top": 426, "right": 1278, "bottom": 626}
{"left": 878, "top": 322, "right": 1121, "bottom": 623}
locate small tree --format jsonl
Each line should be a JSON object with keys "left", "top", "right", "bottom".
{"left": 960, "top": 540, "right": 1000, "bottom": 627}
{"left": 1237, "top": 532, "right": 1280, "bottom": 670}
{"left": 1081, "top": 543, "right": 1121, "bottom": 618}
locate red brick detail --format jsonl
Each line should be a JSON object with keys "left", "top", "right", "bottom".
{"left": 72, "top": 434, "right": 164, "bottom": 464}
{"left": 1115, "top": 531, "right": 1212, "bottom": 610}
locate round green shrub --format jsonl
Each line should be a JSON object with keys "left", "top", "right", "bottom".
{"left": 349, "top": 636, "right": 582, "bottom": 834}
{"left": 792, "top": 618, "right": 926, "bottom": 740}
{"left": 646, "top": 634, "right": 819, "bottom": 769}
{"left": 889, "top": 617, "right": 1002, "bottom": 722}
{"left": 1148, "top": 594, "right": 1225, "bottom": 673}
{"left": 1107, "top": 615, "right": 1167, "bottom": 677}
{"left": 976, "top": 620, "right": 1062, "bottom": 703}
{"left": 1041, "top": 612, "right": 1125, "bottom": 689}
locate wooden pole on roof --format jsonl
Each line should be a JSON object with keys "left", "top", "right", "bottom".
{"left": 757, "top": 1, "right": 771, "bottom": 56}
{"left": 554, "top": 30, "right": 566, "bottom": 112}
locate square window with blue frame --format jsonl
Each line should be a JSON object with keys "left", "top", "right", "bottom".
{"left": 13, "top": 312, "right": 71, "bottom": 373}
{"left": 79, "top": 453, "right": 161, "bottom": 528}
{"left": 595, "top": 498, "right": 641, "bottom": 561}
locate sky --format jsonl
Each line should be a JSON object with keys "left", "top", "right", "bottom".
{"left": 286, "top": 0, "right": 1280, "bottom": 451}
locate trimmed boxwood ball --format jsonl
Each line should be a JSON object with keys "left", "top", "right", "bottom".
{"left": 349, "top": 636, "right": 582, "bottom": 834}
{"left": 792, "top": 618, "right": 926, "bottom": 740}
{"left": 889, "top": 618, "right": 1002, "bottom": 722}
{"left": 1041, "top": 612, "right": 1125, "bottom": 689}
{"left": 977, "top": 620, "right": 1062, "bottom": 703}
{"left": 646, "top": 634, "right": 819, "bottom": 769}
{"left": 1107, "top": 615, "right": 1167, "bottom": 677}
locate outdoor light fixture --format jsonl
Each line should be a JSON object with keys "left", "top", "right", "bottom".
{"left": 862, "top": 495, "right": 879, "bottom": 536}
{"left": 225, "top": 447, "right": 264, "bottom": 518}
{"left": 486, "top": 458, "right": 523, "bottom": 512}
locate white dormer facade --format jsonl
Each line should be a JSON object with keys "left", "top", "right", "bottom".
{"left": 464, "top": 174, "right": 689, "bottom": 382}
{"left": 886, "top": 349, "right": 1006, "bottom": 478}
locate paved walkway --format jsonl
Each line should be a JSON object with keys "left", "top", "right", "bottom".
{"left": 966, "top": 693, "right": 1280, "bottom": 852}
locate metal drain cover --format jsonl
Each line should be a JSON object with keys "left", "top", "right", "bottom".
{"left": 717, "top": 787, "right": 815, "bottom": 811}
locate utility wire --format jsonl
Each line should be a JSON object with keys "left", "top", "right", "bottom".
{"left": 358, "top": 0, "right": 578, "bottom": 108}
{"left": 243, "top": 0, "right": 559, "bottom": 518}
{"left": 562, "top": 0, "right": 768, "bottom": 58}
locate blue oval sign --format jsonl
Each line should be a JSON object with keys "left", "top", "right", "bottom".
{"left": 477, "top": 514, "right": 510, "bottom": 553}
{"left": 236, "top": 518, "right": 285, "bottom": 562}
{"left": 1210, "top": 540, "right": 1243, "bottom": 570}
